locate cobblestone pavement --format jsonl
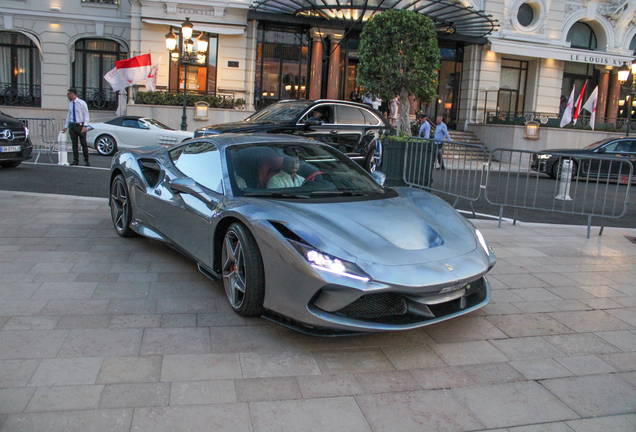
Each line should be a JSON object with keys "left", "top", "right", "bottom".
{"left": 1, "top": 190, "right": 636, "bottom": 432}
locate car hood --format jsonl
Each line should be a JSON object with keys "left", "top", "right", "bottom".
{"left": 198, "top": 121, "right": 283, "bottom": 134}
{"left": 0, "top": 113, "right": 26, "bottom": 130}
{"left": 250, "top": 188, "right": 477, "bottom": 267}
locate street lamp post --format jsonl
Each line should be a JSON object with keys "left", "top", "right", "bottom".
{"left": 165, "top": 18, "right": 208, "bottom": 131}
{"left": 618, "top": 60, "right": 636, "bottom": 137}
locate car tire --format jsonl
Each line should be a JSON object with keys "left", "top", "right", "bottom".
{"left": 551, "top": 159, "right": 577, "bottom": 180}
{"left": 221, "top": 222, "right": 265, "bottom": 317}
{"left": 0, "top": 161, "right": 21, "bottom": 168}
{"left": 110, "top": 174, "right": 136, "bottom": 237}
{"left": 364, "top": 142, "right": 379, "bottom": 173}
{"left": 95, "top": 134, "right": 117, "bottom": 156}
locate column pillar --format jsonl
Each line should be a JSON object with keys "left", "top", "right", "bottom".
{"left": 326, "top": 34, "right": 343, "bottom": 100}
{"left": 606, "top": 71, "right": 621, "bottom": 125}
{"left": 596, "top": 69, "right": 610, "bottom": 120}
{"left": 308, "top": 32, "right": 323, "bottom": 101}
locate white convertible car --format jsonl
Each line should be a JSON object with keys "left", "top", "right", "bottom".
{"left": 87, "top": 116, "right": 193, "bottom": 156}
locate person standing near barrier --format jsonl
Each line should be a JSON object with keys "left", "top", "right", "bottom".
{"left": 433, "top": 116, "right": 450, "bottom": 169}
{"left": 418, "top": 113, "right": 430, "bottom": 138}
{"left": 62, "top": 88, "right": 90, "bottom": 166}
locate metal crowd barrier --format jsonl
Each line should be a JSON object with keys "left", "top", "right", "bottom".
{"left": 404, "top": 137, "right": 488, "bottom": 212}
{"left": 18, "top": 117, "right": 58, "bottom": 164}
{"left": 485, "top": 148, "right": 633, "bottom": 238}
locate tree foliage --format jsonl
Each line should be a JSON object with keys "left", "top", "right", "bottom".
{"left": 357, "top": 10, "right": 441, "bottom": 135}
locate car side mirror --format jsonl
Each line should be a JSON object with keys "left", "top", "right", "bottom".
{"left": 371, "top": 171, "right": 386, "bottom": 186}
{"left": 169, "top": 178, "right": 213, "bottom": 204}
{"left": 304, "top": 117, "right": 322, "bottom": 127}
{"left": 596, "top": 147, "right": 606, "bottom": 154}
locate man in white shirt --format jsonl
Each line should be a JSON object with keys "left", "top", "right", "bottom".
{"left": 62, "top": 88, "right": 91, "bottom": 166}
{"left": 267, "top": 156, "right": 304, "bottom": 189}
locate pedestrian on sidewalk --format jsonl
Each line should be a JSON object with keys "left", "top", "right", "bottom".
{"left": 62, "top": 88, "right": 91, "bottom": 166}
{"left": 418, "top": 113, "right": 430, "bottom": 138}
{"left": 433, "top": 116, "right": 450, "bottom": 169}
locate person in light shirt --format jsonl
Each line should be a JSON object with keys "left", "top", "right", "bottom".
{"left": 62, "top": 88, "right": 91, "bottom": 166}
{"left": 267, "top": 156, "right": 305, "bottom": 189}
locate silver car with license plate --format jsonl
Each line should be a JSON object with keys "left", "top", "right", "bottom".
{"left": 109, "top": 133, "right": 496, "bottom": 334}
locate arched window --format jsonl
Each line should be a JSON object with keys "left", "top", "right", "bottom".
{"left": 72, "top": 39, "right": 127, "bottom": 110}
{"left": 630, "top": 34, "right": 636, "bottom": 54}
{"left": 567, "top": 22, "right": 597, "bottom": 50}
{"left": 0, "top": 31, "right": 41, "bottom": 107}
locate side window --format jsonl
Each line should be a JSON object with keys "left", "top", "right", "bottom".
{"left": 603, "top": 140, "right": 631, "bottom": 153}
{"left": 122, "top": 119, "right": 140, "bottom": 128}
{"left": 300, "top": 105, "right": 334, "bottom": 124}
{"left": 171, "top": 142, "right": 224, "bottom": 194}
{"left": 336, "top": 105, "right": 366, "bottom": 125}
{"left": 360, "top": 108, "right": 381, "bottom": 125}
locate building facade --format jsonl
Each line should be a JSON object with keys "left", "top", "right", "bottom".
{"left": 1, "top": 0, "right": 635, "bottom": 137}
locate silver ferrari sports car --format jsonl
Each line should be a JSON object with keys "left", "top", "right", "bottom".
{"left": 109, "top": 134, "right": 496, "bottom": 334}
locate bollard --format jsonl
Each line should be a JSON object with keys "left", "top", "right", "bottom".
{"left": 555, "top": 159, "right": 573, "bottom": 201}
{"left": 57, "top": 131, "right": 69, "bottom": 166}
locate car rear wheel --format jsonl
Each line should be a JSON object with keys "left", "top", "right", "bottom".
{"left": 551, "top": 159, "right": 578, "bottom": 180}
{"left": 96, "top": 134, "right": 117, "bottom": 156}
{"left": 222, "top": 222, "right": 265, "bottom": 317}
{"left": 110, "top": 174, "right": 136, "bottom": 237}
{"left": 0, "top": 161, "right": 21, "bottom": 168}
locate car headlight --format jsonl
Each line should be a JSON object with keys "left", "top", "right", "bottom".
{"left": 538, "top": 154, "right": 551, "bottom": 160}
{"left": 475, "top": 229, "right": 491, "bottom": 255}
{"left": 24, "top": 127, "right": 29, "bottom": 139}
{"left": 288, "top": 240, "right": 370, "bottom": 282}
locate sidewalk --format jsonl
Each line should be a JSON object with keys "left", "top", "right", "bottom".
{"left": 1, "top": 190, "right": 636, "bottom": 432}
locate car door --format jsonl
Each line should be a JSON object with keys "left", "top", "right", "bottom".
{"left": 148, "top": 141, "right": 224, "bottom": 264}
{"left": 590, "top": 139, "right": 632, "bottom": 178}
{"left": 117, "top": 119, "right": 158, "bottom": 148}
{"left": 295, "top": 104, "right": 339, "bottom": 146}
{"left": 335, "top": 104, "right": 379, "bottom": 162}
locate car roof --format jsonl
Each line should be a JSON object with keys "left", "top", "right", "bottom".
{"left": 104, "top": 116, "right": 143, "bottom": 126}
{"left": 192, "top": 133, "right": 322, "bottom": 149}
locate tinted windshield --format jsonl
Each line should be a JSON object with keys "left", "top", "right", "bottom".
{"left": 226, "top": 142, "right": 386, "bottom": 199}
{"left": 245, "top": 102, "right": 312, "bottom": 123}
{"left": 583, "top": 139, "right": 612, "bottom": 150}
{"left": 145, "top": 119, "right": 174, "bottom": 130}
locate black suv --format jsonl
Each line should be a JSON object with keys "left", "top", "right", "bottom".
{"left": 0, "top": 111, "right": 33, "bottom": 168}
{"left": 194, "top": 100, "right": 393, "bottom": 171}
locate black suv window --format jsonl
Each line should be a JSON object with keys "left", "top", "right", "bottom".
{"left": 603, "top": 140, "right": 633, "bottom": 153}
{"left": 336, "top": 105, "right": 365, "bottom": 125}
{"left": 169, "top": 142, "right": 224, "bottom": 194}
{"left": 360, "top": 108, "right": 380, "bottom": 125}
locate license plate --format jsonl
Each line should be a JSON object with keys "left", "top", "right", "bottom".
{"left": 0, "top": 146, "right": 21, "bottom": 153}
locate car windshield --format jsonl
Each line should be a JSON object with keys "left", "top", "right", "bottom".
{"left": 225, "top": 142, "right": 386, "bottom": 199}
{"left": 583, "top": 139, "right": 613, "bottom": 150}
{"left": 144, "top": 119, "right": 174, "bottom": 130}
{"left": 245, "top": 102, "right": 312, "bottom": 123}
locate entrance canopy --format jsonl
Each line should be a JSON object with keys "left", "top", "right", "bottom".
{"left": 251, "top": 0, "right": 498, "bottom": 37}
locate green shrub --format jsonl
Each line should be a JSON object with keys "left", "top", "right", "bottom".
{"left": 135, "top": 91, "right": 239, "bottom": 108}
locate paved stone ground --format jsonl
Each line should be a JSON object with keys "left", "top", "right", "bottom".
{"left": 1, "top": 190, "right": 636, "bottom": 432}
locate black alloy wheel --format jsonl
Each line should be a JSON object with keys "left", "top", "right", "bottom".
{"left": 552, "top": 159, "right": 578, "bottom": 180}
{"left": 221, "top": 222, "right": 265, "bottom": 317}
{"left": 110, "top": 174, "right": 136, "bottom": 237}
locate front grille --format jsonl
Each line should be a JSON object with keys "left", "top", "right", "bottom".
{"left": 335, "top": 292, "right": 408, "bottom": 319}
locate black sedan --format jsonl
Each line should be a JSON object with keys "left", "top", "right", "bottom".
{"left": 194, "top": 100, "right": 393, "bottom": 172}
{"left": 530, "top": 137, "right": 636, "bottom": 180}
{"left": 0, "top": 111, "right": 32, "bottom": 168}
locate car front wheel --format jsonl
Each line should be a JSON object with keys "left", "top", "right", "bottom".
{"left": 221, "top": 222, "right": 265, "bottom": 317}
{"left": 110, "top": 174, "right": 136, "bottom": 237}
{"left": 551, "top": 159, "right": 578, "bottom": 180}
{"left": 96, "top": 134, "right": 117, "bottom": 156}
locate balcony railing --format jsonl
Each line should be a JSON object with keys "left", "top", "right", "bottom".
{"left": 82, "top": 0, "right": 118, "bottom": 4}
{"left": 76, "top": 87, "right": 119, "bottom": 111}
{"left": 484, "top": 111, "right": 635, "bottom": 133}
{"left": 0, "top": 83, "right": 41, "bottom": 107}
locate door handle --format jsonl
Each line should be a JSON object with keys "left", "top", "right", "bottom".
{"left": 330, "top": 130, "right": 338, "bottom": 134}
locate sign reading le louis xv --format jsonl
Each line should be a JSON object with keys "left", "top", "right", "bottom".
{"left": 570, "top": 54, "right": 625, "bottom": 66}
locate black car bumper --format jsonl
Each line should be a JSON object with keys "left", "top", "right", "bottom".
{"left": 0, "top": 139, "right": 33, "bottom": 162}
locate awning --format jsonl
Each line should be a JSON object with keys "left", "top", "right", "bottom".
{"left": 250, "top": 0, "right": 499, "bottom": 37}
{"left": 490, "top": 39, "right": 632, "bottom": 67}
{"left": 142, "top": 18, "right": 245, "bottom": 35}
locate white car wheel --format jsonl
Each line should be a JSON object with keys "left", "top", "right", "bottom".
{"left": 95, "top": 134, "right": 117, "bottom": 156}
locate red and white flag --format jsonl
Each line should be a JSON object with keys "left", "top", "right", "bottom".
{"left": 560, "top": 86, "right": 576, "bottom": 128}
{"left": 572, "top": 80, "right": 587, "bottom": 125}
{"left": 104, "top": 54, "right": 153, "bottom": 91}
{"left": 582, "top": 86, "right": 598, "bottom": 130}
